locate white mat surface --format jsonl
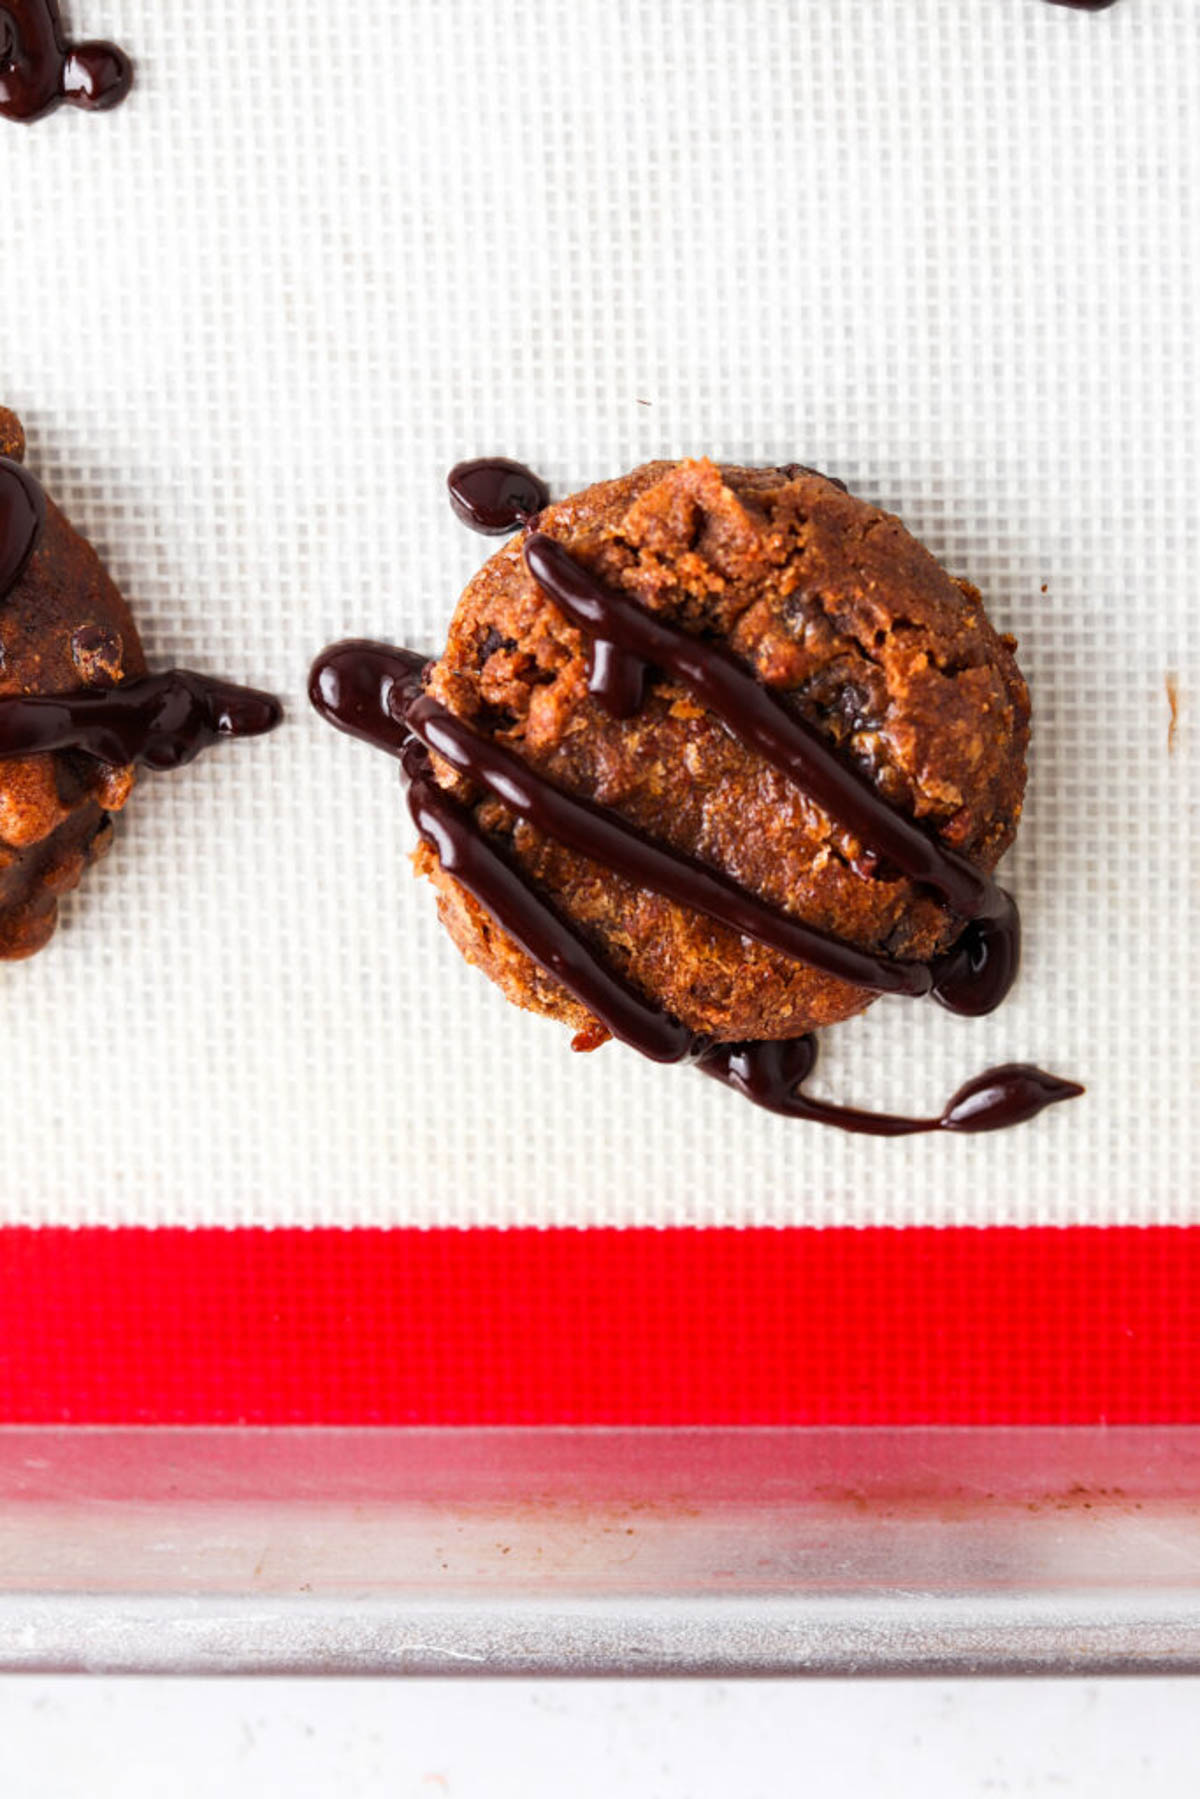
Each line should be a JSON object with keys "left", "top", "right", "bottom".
{"left": 3, "top": 0, "right": 1196, "bottom": 1225}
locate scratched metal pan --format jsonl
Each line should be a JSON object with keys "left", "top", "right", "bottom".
{"left": 2, "top": 1427, "right": 1200, "bottom": 1676}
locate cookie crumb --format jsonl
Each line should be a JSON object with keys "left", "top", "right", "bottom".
{"left": 1166, "top": 672, "right": 1180, "bottom": 755}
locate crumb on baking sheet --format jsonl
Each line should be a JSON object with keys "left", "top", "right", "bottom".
{"left": 1166, "top": 672, "right": 1180, "bottom": 755}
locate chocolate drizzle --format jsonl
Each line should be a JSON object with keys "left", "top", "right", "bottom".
{"left": 406, "top": 691, "right": 937, "bottom": 999}
{"left": 312, "top": 640, "right": 930, "bottom": 1001}
{"left": 523, "top": 532, "right": 1020, "bottom": 1019}
{"left": 697, "top": 1039, "right": 1083, "bottom": 1136}
{"left": 0, "top": 669, "right": 282, "bottom": 768}
{"left": 0, "top": 456, "right": 45, "bottom": 599}
{"left": 404, "top": 733, "right": 698, "bottom": 1066}
{"left": 0, "top": 461, "right": 282, "bottom": 768}
{"left": 0, "top": 0, "right": 132, "bottom": 122}
{"left": 308, "top": 458, "right": 1082, "bottom": 1134}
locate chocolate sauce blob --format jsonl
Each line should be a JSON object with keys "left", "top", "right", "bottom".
{"left": 1042, "top": 1, "right": 1120, "bottom": 10}
{"left": 447, "top": 460, "right": 550, "bottom": 535}
{"left": 310, "top": 457, "right": 1082, "bottom": 1137}
{"left": 0, "top": 0, "right": 132, "bottom": 122}
{"left": 0, "top": 461, "right": 282, "bottom": 768}
{"left": 0, "top": 456, "right": 45, "bottom": 599}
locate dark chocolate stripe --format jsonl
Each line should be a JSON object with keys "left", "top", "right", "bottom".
{"left": 0, "top": 670, "right": 282, "bottom": 768}
{"left": 401, "top": 733, "right": 694, "bottom": 1063}
{"left": 404, "top": 692, "right": 931, "bottom": 999}
{"left": 406, "top": 720, "right": 1077, "bottom": 1128}
{"left": 0, "top": 457, "right": 46, "bottom": 599}
{"left": 698, "top": 1039, "right": 1083, "bottom": 1135}
{"left": 523, "top": 531, "right": 1020, "bottom": 1017}
{"left": 525, "top": 532, "right": 991, "bottom": 916}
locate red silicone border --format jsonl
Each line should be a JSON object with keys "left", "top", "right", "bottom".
{"left": 0, "top": 1226, "right": 1197, "bottom": 1425}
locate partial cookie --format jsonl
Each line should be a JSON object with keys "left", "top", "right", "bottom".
{"left": 0, "top": 408, "right": 281, "bottom": 958}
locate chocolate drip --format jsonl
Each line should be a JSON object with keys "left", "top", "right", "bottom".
{"left": 308, "top": 638, "right": 427, "bottom": 758}
{"left": 0, "top": 456, "right": 45, "bottom": 599}
{"left": 932, "top": 1062, "right": 1087, "bottom": 1132}
{"left": 0, "top": 669, "right": 282, "bottom": 769}
{"left": 447, "top": 460, "right": 550, "bottom": 535}
{"left": 0, "top": 0, "right": 132, "bottom": 122}
{"left": 309, "top": 636, "right": 1082, "bottom": 1134}
{"left": 928, "top": 893, "right": 1020, "bottom": 1018}
{"left": 1042, "top": 1, "right": 1120, "bottom": 10}
{"left": 698, "top": 1040, "right": 1083, "bottom": 1135}
{"left": 523, "top": 532, "right": 1019, "bottom": 1017}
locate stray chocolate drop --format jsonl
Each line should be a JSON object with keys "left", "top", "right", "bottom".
{"left": 937, "top": 1063, "right": 1086, "bottom": 1132}
{"left": 306, "top": 459, "right": 1082, "bottom": 1135}
{"left": 308, "top": 638, "right": 427, "bottom": 758}
{"left": 0, "top": 456, "right": 46, "bottom": 599}
{"left": 0, "top": 0, "right": 132, "bottom": 123}
{"left": 447, "top": 459, "right": 550, "bottom": 535}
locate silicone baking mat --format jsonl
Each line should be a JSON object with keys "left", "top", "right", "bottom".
{"left": 1, "top": 0, "right": 1197, "bottom": 1421}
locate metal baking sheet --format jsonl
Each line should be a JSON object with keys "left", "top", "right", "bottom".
{"left": 3, "top": 1427, "right": 1200, "bottom": 1676}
